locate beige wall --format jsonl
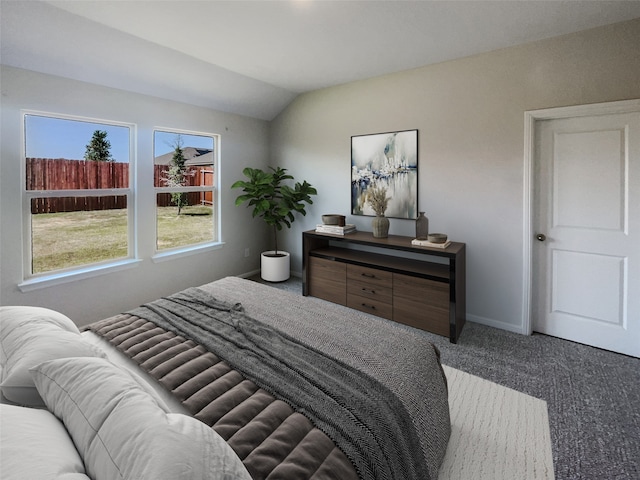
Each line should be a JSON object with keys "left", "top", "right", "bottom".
{"left": 0, "top": 66, "right": 270, "bottom": 325}
{"left": 270, "top": 19, "right": 640, "bottom": 333}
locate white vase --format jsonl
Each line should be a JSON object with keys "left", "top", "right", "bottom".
{"left": 261, "top": 251, "right": 290, "bottom": 282}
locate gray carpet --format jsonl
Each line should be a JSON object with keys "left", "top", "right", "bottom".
{"left": 249, "top": 274, "right": 640, "bottom": 480}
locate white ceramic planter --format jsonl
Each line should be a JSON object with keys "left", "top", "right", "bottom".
{"left": 260, "top": 251, "right": 290, "bottom": 282}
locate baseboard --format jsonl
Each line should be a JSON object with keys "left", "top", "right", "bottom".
{"left": 238, "top": 269, "right": 261, "bottom": 279}
{"left": 466, "top": 313, "right": 528, "bottom": 335}
{"left": 239, "top": 269, "right": 301, "bottom": 279}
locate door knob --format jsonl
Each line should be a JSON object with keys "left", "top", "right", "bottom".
{"left": 536, "top": 233, "right": 546, "bottom": 242}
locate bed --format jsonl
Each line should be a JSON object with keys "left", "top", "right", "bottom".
{"left": 0, "top": 276, "right": 451, "bottom": 480}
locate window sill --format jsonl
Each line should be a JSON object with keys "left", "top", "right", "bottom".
{"left": 18, "top": 259, "right": 142, "bottom": 293}
{"left": 152, "top": 241, "right": 225, "bottom": 263}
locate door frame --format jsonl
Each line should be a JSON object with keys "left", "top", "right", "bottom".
{"left": 522, "top": 99, "right": 640, "bottom": 335}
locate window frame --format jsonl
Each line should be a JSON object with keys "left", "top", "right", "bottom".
{"left": 19, "top": 110, "right": 138, "bottom": 291}
{"left": 152, "top": 127, "right": 221, "bottom": 259}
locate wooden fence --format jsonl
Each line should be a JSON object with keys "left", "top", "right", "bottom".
{"left": 27, "top": 158, "right": 128, "bottom": 213}
{"left": 27, "top": 158, "right": 214, "bottom": 213}
{"left": 153, "top": 165, "right": 214, "bottom": 207}
{"left": 30, "top": 195, "right": 127, "bottom": 214}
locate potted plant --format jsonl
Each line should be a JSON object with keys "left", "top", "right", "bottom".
{"left": 232, "top": 166, "right": 317, "bottom": 281}
{"left": 367, "top": 183, "right": 390, "bottom": 238}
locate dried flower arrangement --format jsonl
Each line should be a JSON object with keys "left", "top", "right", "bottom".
{"left": 367, "top": 184, "right": 390, "bottom": 216}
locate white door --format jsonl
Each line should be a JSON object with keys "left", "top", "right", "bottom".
{"left": 532, "top": 110, "right": 640, "bottom": 357}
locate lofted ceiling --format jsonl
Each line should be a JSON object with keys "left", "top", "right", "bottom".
{"left": 2, "top": 0, "right": 640, "bottom": 120}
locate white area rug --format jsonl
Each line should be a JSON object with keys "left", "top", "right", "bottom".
{"left": 440, "top": 365, "right": 555, "bottom": 480}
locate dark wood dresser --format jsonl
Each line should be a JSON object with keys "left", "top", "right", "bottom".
{"left": 303, "top": 230, "right": 466, "bottom": 343}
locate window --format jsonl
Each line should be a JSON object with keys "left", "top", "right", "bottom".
{"left": 23, "top": 113, "right": 134, "bottom": 279}
{"left": 153, "top": 130, "right": 218, "bottom": 252}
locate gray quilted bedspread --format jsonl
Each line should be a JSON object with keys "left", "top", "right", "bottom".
{"left": 129, "top": 287, "right": 431, "bottom": 480}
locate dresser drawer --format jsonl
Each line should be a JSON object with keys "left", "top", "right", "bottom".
{"left": 394, "top": 274, "right": 449, "bottom": 306}
{"left": 347, "top": 293, "right": 393, "bottom": 320}
{"left": 347, "top": 264, "right": 392, "bottom": 288}
{"left": 347, "top": 278, "right": 392, "bottom": 304}
{"left": 310, "top": 256, "right": 345, "bottom": 281}
{"left": 393, "top": 274, "right": 449, "bottom": 336}
{"left": 309, "top": 257, "right": 346, "bottom": 305}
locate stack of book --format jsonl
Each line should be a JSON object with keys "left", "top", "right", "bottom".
{"left": 411, "top": 238, "right": 451, "bottom": 249}
{"left": 315, "top": 224, "right": 357, "bottom": 235}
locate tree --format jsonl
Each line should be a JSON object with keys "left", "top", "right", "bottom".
{"left": 165, "top": 136, "right": 189, "bottom": 215}
{"left": 84, "top": 130, "right": 113, "bottom": 162}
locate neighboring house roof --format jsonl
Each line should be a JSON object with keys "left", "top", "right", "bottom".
{"left": 154, "top": 147, "right": 213, "bottom": 166}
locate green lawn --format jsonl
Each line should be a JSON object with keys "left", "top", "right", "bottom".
{"left": 156, "top": 205, "right": 215, "bottom": 250}
{"left": 31, "top": 205, "right": 214, "bottom": 273}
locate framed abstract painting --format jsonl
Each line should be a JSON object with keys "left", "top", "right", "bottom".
{"left": 351, "top": 129, "right": 418, "bottom": 219}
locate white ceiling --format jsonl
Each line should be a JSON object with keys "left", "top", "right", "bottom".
{"left": 2, "top": 0, "right": 640, "bottom": 120}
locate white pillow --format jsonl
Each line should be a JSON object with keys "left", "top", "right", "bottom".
{"left": 0, "top": 306, "right": 105, "bottom": 406}
{"left": 0, "top": 403, "right": 92, "bottom": 480}
{"left": 0, "top": 306, "right": 79, "bottom": 363}
{"left": 31, "top": 357, "right": 252, "bottom": 480}
{"left": 0, "top": 306, "right": 80, "bottom": 335}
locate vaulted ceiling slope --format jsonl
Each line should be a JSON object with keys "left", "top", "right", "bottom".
{"left": 2, "top": 0, "right": 640, "bottom": 120}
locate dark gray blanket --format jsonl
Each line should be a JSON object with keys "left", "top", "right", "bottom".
{"left": 129, "top": 287, "right": 431, "bottom": 480}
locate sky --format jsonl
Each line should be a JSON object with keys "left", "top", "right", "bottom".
{"left": 25, "top": 115, "right": 214, "bottom": 162}
{"left": 154, "top": 131, "right": 213, "bottom": 158}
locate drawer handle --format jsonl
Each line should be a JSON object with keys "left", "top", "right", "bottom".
{"left": 361, "top": 273, "right": 376, "bottom": 279}
{"left": 361, "top": 303, "right": 376, "bottom": 310}
{"left": 362, "top": 288, "right": 375, "bottom": 294}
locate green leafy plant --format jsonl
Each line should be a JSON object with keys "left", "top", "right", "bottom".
{"left": 367, "top": 184, "right": 390, "bottom": 216}
{"left": 232, "top": 167, "right": 317, "bottom": 255}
